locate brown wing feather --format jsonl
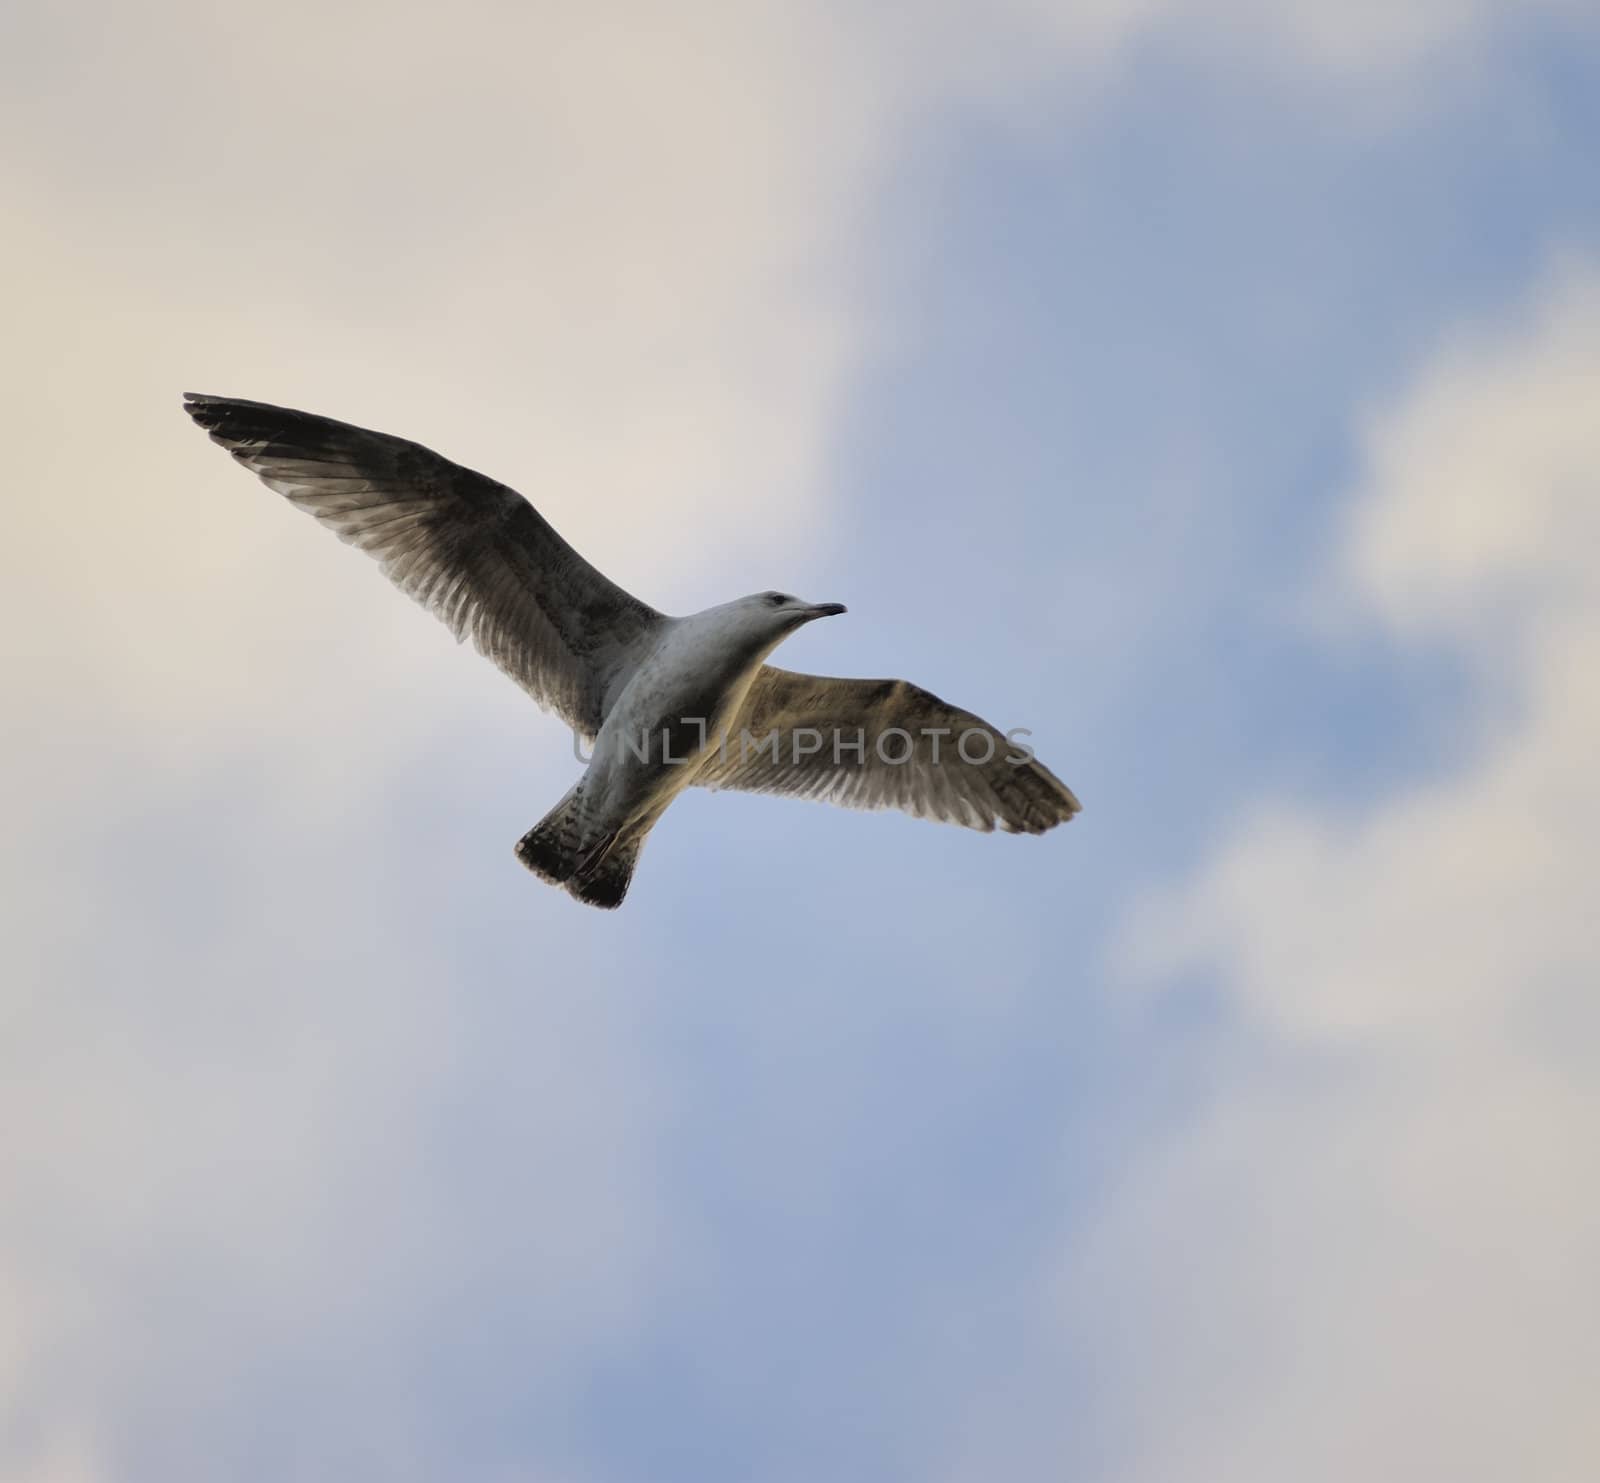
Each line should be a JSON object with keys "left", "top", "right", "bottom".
{"left": 697, "top": 666, "right": 1080, "bottom": 833}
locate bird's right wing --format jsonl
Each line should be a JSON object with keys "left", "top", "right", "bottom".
{"left": 696, "top": 666, "right": 1080, "bottom": 833}
{"left": 184, "top": 394, "right": 662, "bottom": 737}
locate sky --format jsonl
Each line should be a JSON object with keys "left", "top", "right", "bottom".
{"left": 3, "top": 2, "right": 1599, "bottom": 1480}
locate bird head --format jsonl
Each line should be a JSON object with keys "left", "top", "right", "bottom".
{"left": 740, "top": 591, "right": 848, "bottom": 632}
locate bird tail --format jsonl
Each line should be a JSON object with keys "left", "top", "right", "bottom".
{"left": 515, "top": 786, "right": 587, "bottom": 885}
{"left": 514, "top": 788, "right": 646, "bottom": 910}
{"left": 566, "top": 833, "right": 644, "bottom": 910}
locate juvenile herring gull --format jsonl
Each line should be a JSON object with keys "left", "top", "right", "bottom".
{"left": 184, "top": 394, "right": 1081, "bottom": 908}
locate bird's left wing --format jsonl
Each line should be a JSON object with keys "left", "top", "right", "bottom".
{"left": 184, "top": 394, "right": 662, "bottom": 737}
{"left": 696, "top": 666, "right": 1080, "bottom": 833}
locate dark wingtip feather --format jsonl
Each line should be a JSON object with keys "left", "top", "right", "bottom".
{"left": 181, "top": 393, "right": 236, "bottom": 438}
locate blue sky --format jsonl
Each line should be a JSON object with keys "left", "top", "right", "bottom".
{"left": 4, "top": 4, "right": 1600, "bottom": 1481}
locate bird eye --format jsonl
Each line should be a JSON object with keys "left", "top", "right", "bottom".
{"left": 768, "top": 592, "right": 789, "bottom": 606}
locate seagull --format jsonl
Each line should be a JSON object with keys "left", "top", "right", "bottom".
{"left": 183, "top": 394, "right": 1080, "bottom": 908}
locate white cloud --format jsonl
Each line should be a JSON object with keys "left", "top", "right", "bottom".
{"left": 4, "top": 2, "right": 1598, "bottom": 1479}
{"left": 1097, "top": 259, "right": 1600, "bottom": 1481}
{"left": 0, "top": 6, "right": 906, "bottom": 1476}
{"left": 1123, "top": 259, "right": 1600, "bottom": 1046}
{"left": 3, "top": 0, "right": 1588, "bottom": 762}
{"left": 1197, "top": 0, "right": 1586, "bottom": 79}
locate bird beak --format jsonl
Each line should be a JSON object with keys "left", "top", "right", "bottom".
{"left": 804, "top": 602, "right": 847, "bottom": 619}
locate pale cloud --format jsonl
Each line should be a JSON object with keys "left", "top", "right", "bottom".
{"left": 3, "top": 0, "right": 1589, "bottom": 761}
{"left": 1197, "top": 0, "right": 1587, "bottom": 78}
{"left": 1, "top": 1433, "right": 106, "bottom": 1483}
{"left": 2, "top": 6, "right": 914, "bottom": 1477}
{"left": 1123, "top": 259, "right": 1600, "bottom": 1044}
{"left": 0, "top": 815, "right": 667, "bottom": 1481}
{"left": 1350, "top": 258, "right": 1600, "bottom": 643}
{"left": 858, "top": 0, "right": 1593, "bottom": 119}
{"left": 1, "top": 2, "right": 874, "bottom": 758}
{"left": 1099, "top": 260, "right": 1600, "bottom": 1480}
{"left": 4, "top": 2, "right": 1598, "bottom": 1480}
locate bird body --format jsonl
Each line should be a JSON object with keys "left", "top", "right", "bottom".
{"left": 183, "top": 394, "right": 1080, "bottom": 909}
{"left": 523, "top": 595, "right": 848, "bottom": 905}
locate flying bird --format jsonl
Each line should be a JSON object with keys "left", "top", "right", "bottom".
{"left": 183, "top": 395, "right": 1080, "bottom": 908}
